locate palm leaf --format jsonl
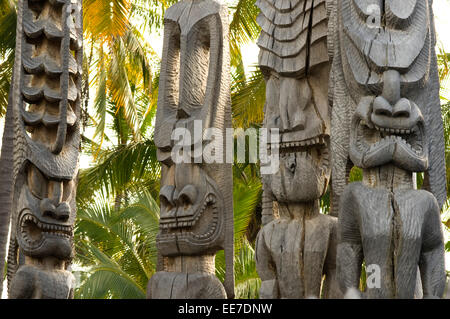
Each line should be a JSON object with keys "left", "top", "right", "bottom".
{"left": 229, "top": 0, "right": 260, "bottom": 68}
{"left": 231, "top": 67, "right": 265, "bottom": 129}
{"left": 77, "top": 139, "right": 160, "bottom": 206}
{"left": 75, "top": 244, "right": 146, "bottom": 299}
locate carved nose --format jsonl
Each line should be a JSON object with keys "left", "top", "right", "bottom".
{"left": 279, "top": 77, "right": 308, "bottom": 132}
{"left": 392, "top": 98, "right": 411, "bottom": 117}
{"left": 55, "top": 202, "right": 71, "bottom": 221}
{"left": 40, "top": 199, "right": 70, "bottom": 221}
{"left": 381, "top": 70, "right": 401, "bottom": 105}
{"left": 373, "top": 96, "right": 393, "bottom": 117}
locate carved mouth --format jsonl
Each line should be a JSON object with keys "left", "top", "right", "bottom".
{"left": 272, "top": 135, "right": 330, "bottom": 176}
{"left": 19, "top": 213, "right": 73, "bottom": 247}
{"left": 270, "top": 134, "right": 327, "bottom": 152}
{"left": 356, "top": 119, "right": 425, "bottom": 157}
{"left": 158, "top": 194, "right": 219, "bottom": 241}
{"left": 351, "top": 97, "right": 428, "bottom": 171}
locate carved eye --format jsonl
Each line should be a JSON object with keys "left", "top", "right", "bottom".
{"left": 27, "top": 164, "right": 47, "bottom": 199}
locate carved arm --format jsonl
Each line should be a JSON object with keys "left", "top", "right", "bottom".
{"left": 255, "top": 230, "right": 279, "bottom": 299}
{"left": 419, "top": 195, "right": 446, "bottom": 298}
{"left": 337, "top": 186, "right": 363, "bottom": 297}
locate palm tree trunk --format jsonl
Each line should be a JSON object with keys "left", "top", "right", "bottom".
{"left": 0, "top": 81, "right": 15, "bottom": 297}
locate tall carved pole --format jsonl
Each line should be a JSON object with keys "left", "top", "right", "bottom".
{"left": 330, "top": 0, "right": 447, "bottom": 298}
{"left": 255, "top": 0, "right": 341, "bottom": 298}
{"left": 5, "top": 0, "right": 82, "bottom": 298}
{"left": 147, "top": 0, "right": 234, "bottom": 299}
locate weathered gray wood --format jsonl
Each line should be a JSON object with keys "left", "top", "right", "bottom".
{"left": 148, "top": 0, "right": 234, "bottom": 299}
{"left": 255, "top": 0, "right": 342, "bottom": 299}
{"left": 329, "top": 0, "right": 446, "bottom": 298}
{"left": 6, "top": 0, "right": 82, "bottom": 299}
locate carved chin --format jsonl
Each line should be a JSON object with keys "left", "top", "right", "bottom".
{"left": 17, "top": 211, "right": 73, "bottom": 259}
{"left": 270, "top": 147, "right": 329, "bottom": 202}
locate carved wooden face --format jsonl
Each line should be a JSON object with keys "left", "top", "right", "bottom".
{"left": 264, "top": 64, "right": 330, "bottom": 145}
{"left": 262, "top": 63, "right": 331, "bottom": 202}
{"left": 16, "top": 164, "right": 75, "bottom": 260}
{"left": 154, "top": 12, "right": 225, "bottom": 164}
{"left": 349, "top": 96, "right": 427, "bottom": 172}
{"left": 157, "top": 163, "right": 224, "bottom": 256}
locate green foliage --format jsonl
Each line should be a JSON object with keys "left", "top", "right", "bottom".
{"left": 0, "top": 0, "right": 15, "bottom": 116}
{"left": 75, "top": 174, "right": 261, "bottom": 298}
{"left": 231, "top": 67, "right": 265, "bottom": 129}
{"left": 77, "top": 139, "right": 160, "bottom": 208}
{"left": 74, "top": 190, "right": 159, "bottom": 298}
{"left": 1, "top": 0, "right": 449, "bottom": 299}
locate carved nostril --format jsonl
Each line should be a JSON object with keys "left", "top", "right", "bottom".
{"left": 373, "top": 96, "right": 393, "bottom": 117}
{"left": 40, "top": 198, "right": 57, "bottom": 219}
{"left": 392, "top": 98, "right": 411, "bottom": 118}
{"left": 56, "top": 202, "right": 71, "bottom": 221}
{"left": 272, "top": 116, "right": 281, "bottom": 129}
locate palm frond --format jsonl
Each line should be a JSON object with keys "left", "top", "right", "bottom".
{"left": 75, "top": 244, "right": 146, "bottom": 299}
{"left": 229, "top": 0, "right": 260, "bottom": 68}
{"left": 77, "top": 139, "right": 160, "bottom": 206}
{"left": 0, "top": 0, "right": 16, "bottom": 116}
{"left": 83, "top": 0, "right": 131, "bottom": 40}
{"left": 231, "top": 67, "right": 265, "bottom": 129}
{"left": 233, "top": 239, "right": 260, "bottom": 299}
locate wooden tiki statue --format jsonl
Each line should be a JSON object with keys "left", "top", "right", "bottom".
{"left": 147, "top": 0, "right": 234, "bottom": 299}
{"left": 329, "top": 0, "right": 447, "bottom": 298}
{"left": 255, "top": 0, "right": 342, "bottom": 298}
{"left": 6, "top": 0, "right": 82, "bottom": 298}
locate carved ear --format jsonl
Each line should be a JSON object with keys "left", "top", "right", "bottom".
{"left": 154, "top": 20, "right": 181, "bottom": 153}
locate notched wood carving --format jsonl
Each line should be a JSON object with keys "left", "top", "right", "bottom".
{"left": 7, "top": 0, "right": 82, "bottom": 299}
{"left": 330, "top": 0, "right": 446, "bottom": 298}
{"left": 147, "top": 0, "right": 234, "bottom": 299}
{"left": 255, "top": 0, "right": 342, "bottom": 299}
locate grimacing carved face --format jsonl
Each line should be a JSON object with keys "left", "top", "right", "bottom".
{"left": 263, "top": 66, "right": 331, "bottom": 202}
{"left": 350, "top": 95, "right": 428, "bottom": 172}
{"left": 16, "top": 163, "right": 75, "bottom": 260}
{"left": 157, "top": 163, "right": 224, "bottom": 256}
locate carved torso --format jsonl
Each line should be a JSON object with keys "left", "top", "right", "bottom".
{"left": 257, "top": 211, "right": 337, "bottom": 298}
{"left": 340, "top": 177, "right": 443, "bottom": 298}
{"left": 9, "top": 265, "right": 74, "bottom": 299}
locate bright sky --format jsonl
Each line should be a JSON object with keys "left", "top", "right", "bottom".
{"left": 1, "top": 0, "right": 450, "bottom": 298}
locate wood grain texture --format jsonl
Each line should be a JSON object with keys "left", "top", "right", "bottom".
{"left": 329, "top": 0, "right": 446, "bottom": 214}
{"left": 330, "top": 0, "right": 446, "bottom": 298}
{"left": 255, "top": 0, "right": 341, "bottom": 299}
{"left": 6, "top": 0, "right": 82, "bottom": 299}
{"left": 149, "top": 0, "right": 234, "bottom": 299}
